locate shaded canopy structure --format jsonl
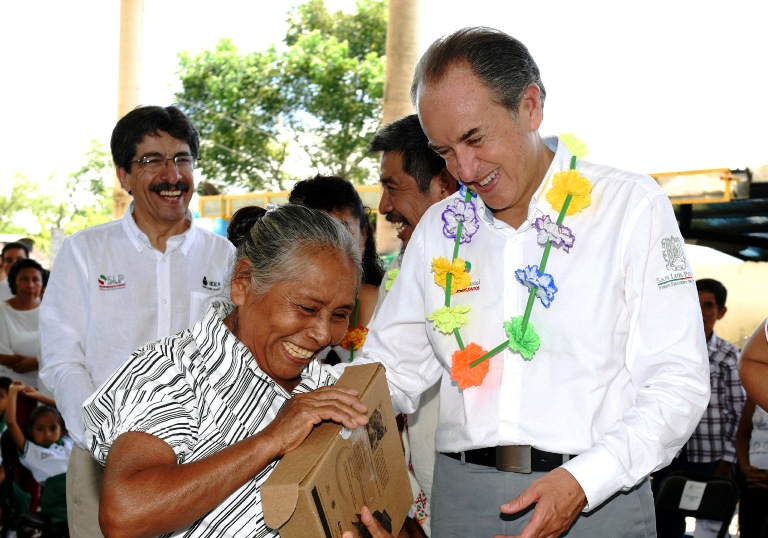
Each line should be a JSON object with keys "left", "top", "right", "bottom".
{"left": 655, "top": 168, "right": 768, "bottom": 262}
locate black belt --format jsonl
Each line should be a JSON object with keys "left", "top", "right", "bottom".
{"left": 443, "top": 445, "right": 575, "bottom": 473}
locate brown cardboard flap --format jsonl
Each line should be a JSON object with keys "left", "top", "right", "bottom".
{"left": 260, "top": 480, "right": 299, "bottom": 528}
{"left": 333, "top": 362, "right": 382, "bottom": 392}
{"left": 261, "top": 363, "right": 383, "bottom": 529}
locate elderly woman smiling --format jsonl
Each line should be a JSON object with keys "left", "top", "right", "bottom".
{"left": 83, "top": 204, "right": 369, "bottom": 538}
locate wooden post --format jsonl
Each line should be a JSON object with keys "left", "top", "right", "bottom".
{"left": 113, "top": 0, "right": 144, "bottom": 220}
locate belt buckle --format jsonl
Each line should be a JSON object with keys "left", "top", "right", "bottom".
{"left": 495, "top": 445, "right": 532, "bottom": 473}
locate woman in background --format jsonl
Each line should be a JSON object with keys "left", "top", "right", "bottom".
{"left": 737, "top": 317, "right": 768, "bottom": 537}
{"left": 289, "top": 175, "right": 384, "bottom": 363}
{"left": 0, "top": 259, "right": 44, "bottom": 387}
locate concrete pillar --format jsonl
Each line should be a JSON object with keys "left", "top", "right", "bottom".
{"left": 113, "top": 0, "right": 144, "bottom": 219}
{"left": 377, "top": 0, "right": 421, "bottom": 256}
{"left": 381, "top": 0, "right": 420, "bottom": 125}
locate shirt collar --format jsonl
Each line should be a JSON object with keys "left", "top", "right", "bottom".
{"left": 706, "top": 330, "right": 720, "bottom": 350}
{"left": 121, "top": 201, "right": 197, "bottom": 255}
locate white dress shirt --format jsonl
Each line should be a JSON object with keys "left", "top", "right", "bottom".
{"left": 359, "top": 137, "right": 710, "bottom": 510}
{"left": 39, "top": 204, "right": 235, "bottom": 447}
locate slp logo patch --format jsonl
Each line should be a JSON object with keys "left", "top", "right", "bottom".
{"left": 98, "top": 274, "right": 125, "bottom": 290}
{"left": 202, "top": 276, "right": 222, "bottom": 291}
{"left": 656, "top": 236, "right": 693, "bottom": 290}
{"left": 662, "top": 236, "right": 687, "bottom": 271}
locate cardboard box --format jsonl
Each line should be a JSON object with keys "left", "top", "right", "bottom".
{"left": 262, "top": 363, "right": 413, "bottom": 538}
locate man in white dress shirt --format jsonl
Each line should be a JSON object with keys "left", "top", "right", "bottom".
{"left": 39, "top": 105, "right": 235, "bottom": 538}
{"left": 350, "top": 27, "right": 710, "bottom": 538}
{"left": 369, "top": 113, "right": 458, "bottom": 537}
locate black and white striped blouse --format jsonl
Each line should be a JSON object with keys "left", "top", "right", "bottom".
{"left": 84, "top": 301, "right": 338, "bottom": 537}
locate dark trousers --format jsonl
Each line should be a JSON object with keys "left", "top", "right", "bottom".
{"left": 736, "top": 467, "right": 768, "bottom": 538}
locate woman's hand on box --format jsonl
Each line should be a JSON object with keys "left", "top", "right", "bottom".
{"left": 262, "top": 386, "right": 368, "bottom": 456}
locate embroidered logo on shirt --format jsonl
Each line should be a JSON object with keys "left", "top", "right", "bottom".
{"left": 657, "top": 236, "right": 693, "bottom": 290}
{"left": 455, "top": 278, "right": 481, "bottom": 294}
{"left": 662, "top": 236, "right": 687, "bottom": 271}
{"left": 98, "top": 274, "right": 125, "bottom": 290}
{"left": 202, "top": 276, "right": 222, "bottom": 291}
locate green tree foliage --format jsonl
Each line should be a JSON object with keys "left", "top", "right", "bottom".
{"left": 175, "top": 0, "right": 386, "bottom": 192}
{"left": 0, "top": 175, "right": 36, "bottom": 235}
{"left": 177, "top": 41, "right": 288, "bottom": 191}
{"left": 0, "top": 142, "right": 113, "bottom": 256}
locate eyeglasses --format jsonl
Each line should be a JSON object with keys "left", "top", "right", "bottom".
{"left": 132, "top": 154, "right": 198, "bottom": 172}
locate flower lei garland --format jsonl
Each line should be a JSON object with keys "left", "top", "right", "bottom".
{"left": 429, "top": 156, "right": 592, "bottom": 389}
{"left": 339, "top": 298, "right": 368, "bottom": 361}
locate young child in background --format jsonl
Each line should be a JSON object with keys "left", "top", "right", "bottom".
{"left": 6, "top": 381, "right": 70, "bottom": 524}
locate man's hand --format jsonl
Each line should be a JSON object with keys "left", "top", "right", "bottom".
{"left": 713, "top": 460, "right": 732, "bottom": 479}
{"left": 342, "top": 506, "right": 403, "bottom": 538}
{"left": 742, "top": 465, "right": 768, "bottom": 490}
{"left": 496, "top": 467, "right": 587, "bottom": 538}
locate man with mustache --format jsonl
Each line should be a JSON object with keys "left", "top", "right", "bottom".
{"left": 368, "top": 113, "right": 458, "bottom": 536}
{"left": 371, "top": 114, "right": 458, "bottom": 253}
{"left": 39, "top": 105, "right": 235, "bottom": 538}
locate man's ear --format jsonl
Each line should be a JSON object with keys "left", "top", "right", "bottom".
{"left": 116, "top": 167, "right": 131, "bottom": 193}
{"left": 717, "top": 305, "right": 728, "bottom": 321}
{"left": 230, "top": 258, "right": 254, "bottom": 306}
{"left": 434, "top": 168, "right": 460, "bottom": 201}
{"left": 519, "top": 83, "right": 544, "bottom": 131}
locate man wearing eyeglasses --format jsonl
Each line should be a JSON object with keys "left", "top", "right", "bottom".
{"left": 39, "top": 105, "right": 235, "bottom": 538}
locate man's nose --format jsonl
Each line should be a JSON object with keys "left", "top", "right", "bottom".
{"left": 378, "top": 189, "right": 392, "bottom": 214}
{"left": 454, "top": 147, "right": 478, "bottom": 183}
{"left": 159, "top": 158, "right": 183, "bottom": 179}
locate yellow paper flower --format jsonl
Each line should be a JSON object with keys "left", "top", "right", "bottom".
{"left": 428, "top": 305, "right": 471, "bottom": 334}
{"left": 546, "top": 169, "right": 592, "bottom": 216}
{"left": 339, "top": 326, "right": 368, "bottom": 350}
{"left": 431, "top": 256, "right": 471, "bottom": 293}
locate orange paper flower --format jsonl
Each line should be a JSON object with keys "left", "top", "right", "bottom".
{"left": 450, "top": 342, "right": 490, "bottom": 389}
{"left": 339, "top": 326, "right": 368, "bottom": 350}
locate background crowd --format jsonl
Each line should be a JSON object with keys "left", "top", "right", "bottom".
{"left": 0, "top": 25, "right": 765, "bottom": 538}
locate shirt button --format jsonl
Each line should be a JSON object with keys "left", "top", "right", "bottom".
{"left": 162, "top": 299, "right": 167, "bottom": 304}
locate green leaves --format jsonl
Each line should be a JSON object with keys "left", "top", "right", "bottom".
{"left": 0, "top": 142, "right": 113, "bottom": 256}
{"left": 175, "top": 0, "right": 387, "bottom": 191}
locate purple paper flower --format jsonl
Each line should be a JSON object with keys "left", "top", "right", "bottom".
{"left": 534, "top": 214, "right": 575, "bottom": 253}
{"left": 514, "top": 265, "right": 558, "bottom": 308}
{"left": 442, "top": 198, "right": 480, "bottom": 244}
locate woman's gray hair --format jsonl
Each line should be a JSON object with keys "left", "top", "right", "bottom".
{"left": 236, "top": 204, "right": 363, "bottom": 296}
{"left": 411, "top": 26, "right": 546, "bottom": 118}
